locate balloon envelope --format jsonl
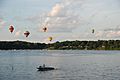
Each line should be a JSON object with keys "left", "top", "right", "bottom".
{"left": 48, "top": 37, "right": 53, "bottom": 41}
{"left": 43, "top": 27, "right": 47, "bottom": 32}
{"left": 9, "top": 26, "right": 14, "bottom": 33}
{"left": 92, "top": 29, "right": 95, "bottom": 33}
{"left": 24, "top": 31, "right": 30, "bottom": 37}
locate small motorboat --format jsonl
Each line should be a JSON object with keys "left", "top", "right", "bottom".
{"left": 37, "top": 64, "right": 55, "bottom": 71}
{"left": 37, "top": 67, "right": 55, "bottom": 71}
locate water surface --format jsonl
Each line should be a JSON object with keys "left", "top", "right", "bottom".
{"left": 0, "top": 50, "right": 120, "bottom": 80}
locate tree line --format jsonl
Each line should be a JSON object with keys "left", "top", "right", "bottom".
{"left": 0, "top": 40, "right": 120, "bottom": 50}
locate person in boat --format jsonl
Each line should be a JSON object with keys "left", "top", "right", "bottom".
{"left": 37, "top": 64, "right": 55, "bottom": 71}
{"left": 43, "top": 64, "right": 45, "bottom": 68}
{"left": 38, "top": 64, "right": 45, "bottom": 68}
{"left": 39, "top": 66, "right": 42, "bottom": 68}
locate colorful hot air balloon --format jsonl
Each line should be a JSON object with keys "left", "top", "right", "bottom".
{"left": 48, "top": 37, "right": 53, "bottom": 41}
{"left": 9, "top": 25, "right": 14, "bottom": 33}
{"left": 24, "top": 31, "right": 30, "bottom": 37}
{"left": 43, "top": 27, "right": 47, "bottom": 32}
{"left": 92, "top": 29, "right": 95, "bottom": 34}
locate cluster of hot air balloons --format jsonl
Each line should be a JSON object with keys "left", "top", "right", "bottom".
{"left": 42, "top": 26, "right": 53, "bottom": 42}
{"left": 9, "top": 25, "right": 30, "bottom": 37}
{"left": 9, "top": 25, "right": 53, "bottom": 41}
{"left": 9, "top": 24, "right": 95, "bottom": 42}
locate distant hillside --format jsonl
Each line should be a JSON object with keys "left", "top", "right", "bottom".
{"left": 0, "top": 40, "right": 120, "bottom": 50}
{"left": 0, "top": 41, "right": 47, "bottom": 50}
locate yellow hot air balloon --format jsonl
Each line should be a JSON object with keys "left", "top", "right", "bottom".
{"left": 48, "top": 37, "right": 53, "bottom": 41}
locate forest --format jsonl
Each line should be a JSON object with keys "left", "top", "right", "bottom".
{"left": 0, "top": 40, "right": 120, "bottom": 50}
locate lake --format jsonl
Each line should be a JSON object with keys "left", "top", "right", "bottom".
{"left": 0, "top": 50, "right": 120, "bottom": 80}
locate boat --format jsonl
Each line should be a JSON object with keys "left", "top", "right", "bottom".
{"left": 37, "top": 64, "right": 55, "bottom": 71}
{"left": 37, "top": 67, "right": 55, "bottom": 71}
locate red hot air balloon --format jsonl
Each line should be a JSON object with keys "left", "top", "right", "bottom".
{"left": 9, "top": 25, "right": 14, "bottom": 33}
{"left": 43, "top": 27, "right": 47, "bottom": 32}
{"left": 24, "top": 31, "right": 30, "bottom": 37}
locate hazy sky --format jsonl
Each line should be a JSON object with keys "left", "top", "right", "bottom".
{"left": 0, "top": 0, "right": 120, "bottom": 43}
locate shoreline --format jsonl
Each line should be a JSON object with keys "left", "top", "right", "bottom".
{"left": 0, "top": 40, "right": 120, "bottom": 50}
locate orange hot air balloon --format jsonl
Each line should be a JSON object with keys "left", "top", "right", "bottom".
{"left": 48, "top": 37, "right": 53, "bottom": 41}
{"left": 9, "top": 25, "right": 14, "bottom": 33}
{"left": 24, "top": 31, "right": 30, "bottom": 37}
{"left": 43, "top": 27, "right": 47, "bottom": 32}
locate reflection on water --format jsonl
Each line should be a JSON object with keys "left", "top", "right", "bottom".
{"left": 0, "top": 50, "right": 120, "bottom": 80}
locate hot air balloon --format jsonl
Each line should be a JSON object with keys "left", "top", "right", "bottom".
{"left": 24, "top": 31, "right": 30, "bottom": 37}
{"left": 48, "top": 37, "right": 53, "bottom": 41}
{"left": 43, "top": 27, "right": 47, "bottom": 32}
{"left": 92, "top": 29, "right": 95, "bottom": 34}
{"left": 9, "top": 25, "right": 14, "bottom": 33}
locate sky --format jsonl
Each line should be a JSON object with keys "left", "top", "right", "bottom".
{"left": 0, "top": 0, "right": 120, "bottom": 43}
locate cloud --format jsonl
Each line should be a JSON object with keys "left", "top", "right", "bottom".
{"left": 26, "top": 15, "right": 42, "bottom": 22}
{"left": 106, "top": 31, "right": 120, "bottom": 38}
{"left": 15, "top": 30, "right": 21, "bottom": 37}
{"left": 39, "top": 0, "right": 87, "bottom": 33}
{"left": 49, "top": 4, "right": 64, "bottom": 17}
{"left": 95, "top": 31, "right": 104, "bottom": 37}
{"left": 27, "top": 0, "right": 120, "bottom": 40}
{"left": 95, "top": 27, "right": 120, "bottom": 38}
{"left": 104, "top": 27, "right": 120, "bottom": 31}
{"left": 41, "top": 16, "right": 84, "bottom": 33}
{"left": 40, "top": 0, "right": 119, "bottom": 33}
{"left": 0, "top": 18, "right": 6, "bottom": 28}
